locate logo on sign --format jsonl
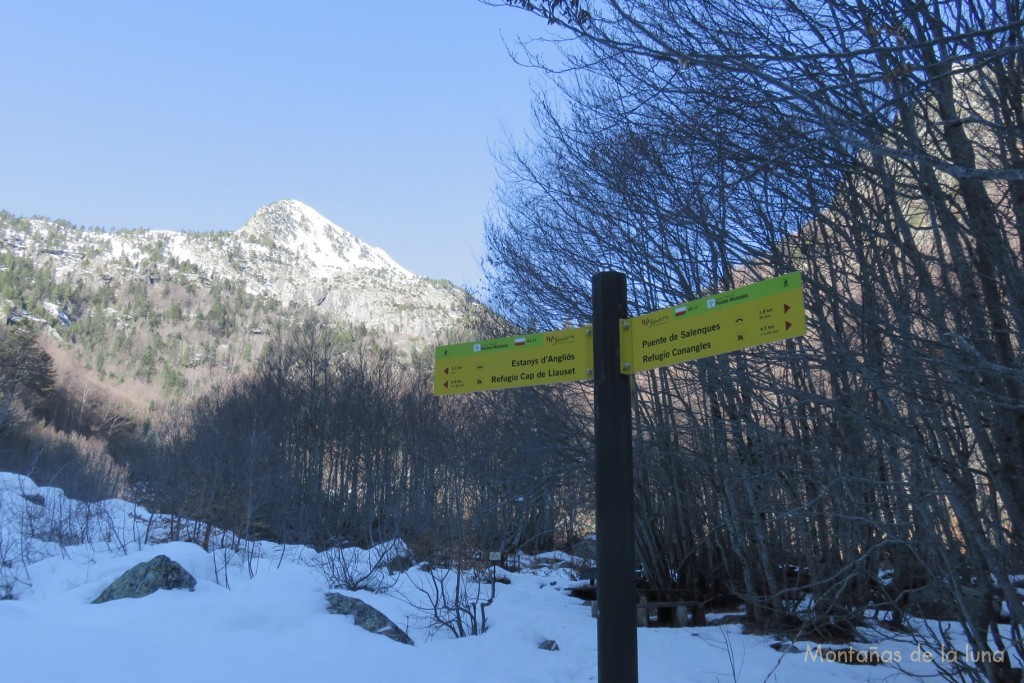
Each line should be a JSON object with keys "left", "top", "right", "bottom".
{"left": 640, "top": 313, "right": 671, "bottom": 329}
{"left": 544, "top": 332, "right": 580, "bottom": 346}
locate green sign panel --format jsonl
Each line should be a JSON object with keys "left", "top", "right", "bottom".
{"left": 621, "top": 272, "right": 805, "bottom": 373}
{"left": 433, "top": 273, "right": 805, "bottom": 393}
{"left": 434, "top": 327, "right": 594, "bottom": 395}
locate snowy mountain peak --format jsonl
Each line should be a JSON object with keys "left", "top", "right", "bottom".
{"left": 2, "top": 202, "right": 471, "bottom": 344}
{"left": 237, "top": 200, "right": 413, "bottom": 279}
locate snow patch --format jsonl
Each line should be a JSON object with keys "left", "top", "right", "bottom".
{"left": 0, "top": 472, "right": 986, "bottom": 682}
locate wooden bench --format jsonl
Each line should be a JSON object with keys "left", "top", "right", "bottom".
{"left": 587, "top": 589, "right": 706, "bottom": 627}
{"left": 636, "top": 594, "right": 691, "bottom": 627}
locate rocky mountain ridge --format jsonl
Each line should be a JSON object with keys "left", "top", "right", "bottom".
{"left": 1, "top": 199, "right": 473, "bottom": 342}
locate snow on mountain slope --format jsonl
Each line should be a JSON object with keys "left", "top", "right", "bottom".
{"left": 236, "top": 200, "right": 413, "bottom": 278}
{"left": 1, "top": 201, "right": 473, "bottom": 342}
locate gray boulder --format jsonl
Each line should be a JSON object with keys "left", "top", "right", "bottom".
{"left": 770, "top": 642, "right": 801, "bottom": 654}
{"left": 325, "top": 592, "right": 414, "bottom": 645}
{"left": 93, "top": 555, "right": 196, "bottom": 604}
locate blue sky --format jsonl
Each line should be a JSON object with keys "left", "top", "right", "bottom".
{"left": 0, "top": 1, "right": 551, "bottom": 287}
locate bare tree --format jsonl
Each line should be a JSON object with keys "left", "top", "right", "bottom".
{"left": 481, "top": 1, "right": 1024, "bottom": 676}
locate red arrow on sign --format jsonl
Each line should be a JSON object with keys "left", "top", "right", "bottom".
{"left": 785, "top": 321, "right": 792, "bottom": 330}
{"left": 784, "top": 304, "right": 791, "bottom": 313}
{"left": 444, "top": 367, "right": 449, "bottom": 375}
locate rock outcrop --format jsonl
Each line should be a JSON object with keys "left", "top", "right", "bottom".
{"left": 325, "top": 592, "right": 414, "bottom": 645}
{"left": 92, "top": 555, "right": 196, "bottom": 604}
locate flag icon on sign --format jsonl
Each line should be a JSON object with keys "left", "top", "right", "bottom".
{"left": 674, "top": 305, "right": 687, "bottom": 317}
{"left": 514, "top": 337, "right": 527, "bottom": 346}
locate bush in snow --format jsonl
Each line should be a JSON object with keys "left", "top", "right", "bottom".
{"left": 307, "top": 538, "right": 407, "bottom": 594}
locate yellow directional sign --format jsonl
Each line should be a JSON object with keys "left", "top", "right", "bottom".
{"left": 621, "top": 272, "right": 805, "bottom": 373}
{"left": 434, "top": 327, "right": 594, "bottom": 396}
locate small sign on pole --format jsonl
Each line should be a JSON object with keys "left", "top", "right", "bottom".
{"left": 620, "top": 272, "right": 805, "bottom": 373}
{"left": 433, "top": 327, "right": 593, "bottom": 395}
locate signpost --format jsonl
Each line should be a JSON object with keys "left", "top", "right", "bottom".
{"left": 432, "top": 271, "right": 807, "bottom": 683}
{"left": 591, "top": 272, "right": 638, "bottom": 683}
{"left": 621, "top": 272, "right": 805, "bottom": 373}
{"left": 433, "top": 327, "right": 593, "bottom": 395}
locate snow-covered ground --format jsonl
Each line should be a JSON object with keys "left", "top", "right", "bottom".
{"left": 0, "top": 472, "right": 990, "bottom": 682}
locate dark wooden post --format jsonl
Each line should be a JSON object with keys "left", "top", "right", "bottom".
{"left": 592, "top": 271, "right": 638, "bottom": 683}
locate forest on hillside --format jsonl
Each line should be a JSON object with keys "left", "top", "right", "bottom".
{"left": 2, "top": 0, "right": 1023, "bottom": 681}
